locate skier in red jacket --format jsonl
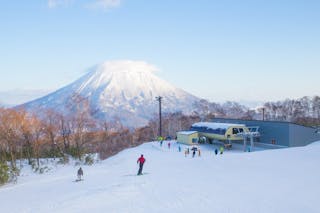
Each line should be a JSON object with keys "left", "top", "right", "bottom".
{"left": 137, "top": 154, "right": 146, "bottom": 175}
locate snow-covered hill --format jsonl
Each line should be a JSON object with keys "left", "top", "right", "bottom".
{"left": 1, "top": 141, "right": 319, "bottom": 213}
{"left": 21, "top": 60, "right": 200, "bottom": 127}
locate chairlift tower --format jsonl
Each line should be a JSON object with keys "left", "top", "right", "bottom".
{"left": 156, "top": 96, "right": 163, "bottom": 137}
{"left": 238, "top": 132, "right": 260, "bottom": 152}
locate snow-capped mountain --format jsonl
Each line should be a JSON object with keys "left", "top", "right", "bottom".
{"left": 22, "top": 60, "right": 200, "bottom": 127}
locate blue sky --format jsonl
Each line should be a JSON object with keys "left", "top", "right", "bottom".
{"left": 0, "top": 0, "right": 320, "bottom": 105}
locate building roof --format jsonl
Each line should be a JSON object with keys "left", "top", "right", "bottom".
{"left": 212, "top": 117, "right": 317, "bottom": 129}
{"left": 192, "top": 122, "right": 245, "bottom": 129}
{"left": 177, "top": 131, "right": 198, "bottom": 135}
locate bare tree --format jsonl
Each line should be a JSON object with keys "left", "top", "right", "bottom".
{"left": 41, "top": 109, "right": 61, "bottom": 159}
{"left": 312, "top": 96, "right": 320, "bottom": 121}
{"left": 57, "top": 113, "right": 72, "bottom": 153}
{"left": 29, "top": 115, "right": 45, "bottom": 168}
{"left": 0, "top": 108, "right": 24, "bottom": 169}
{"left": 19, "top": 110, "right": 34, "bottom": 165}
{"left": 69, "top": 94, "right": 96, "bottom": 160}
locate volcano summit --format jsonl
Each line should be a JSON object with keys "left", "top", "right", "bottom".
{"left": 22, "top": 60, "right": 200, "bottom": 127}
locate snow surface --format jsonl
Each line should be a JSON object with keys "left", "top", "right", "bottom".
{"left": 192, "top": 122, "right": 246, "bottom": 129}
{"left": 1, "top": 141, "right": 320, "bottom": 213}
{"left": 177, "top": 131, "right": 198, "bottom": 135}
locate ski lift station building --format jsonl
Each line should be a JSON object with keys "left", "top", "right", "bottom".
{"left": 177, "top": 123, "right": 252, "bottom": 146}
{"left": 212, "top": 118, "right": 320, "bottom": 147}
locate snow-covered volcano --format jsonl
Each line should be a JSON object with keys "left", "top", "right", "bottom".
{"left": 22, "top": 60, "right": 200, "bottom": 127}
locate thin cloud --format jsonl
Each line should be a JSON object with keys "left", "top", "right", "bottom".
{"left": 48, "top": 0, "right": 121, "bottom": 10}
{"left": 48, "top": 0, "right": 74, "bottom": 8}
{"left": 86, "top": 0, "right": 121, "bottom": 10}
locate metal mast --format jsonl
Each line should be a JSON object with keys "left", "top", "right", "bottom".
{"left": 156, "top": 96, "right": 163, "bottom": 137}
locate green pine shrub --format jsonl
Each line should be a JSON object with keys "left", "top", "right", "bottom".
{"left": 0, "top": 162, "right": 9, "bottom": 185}
{"left": 84, "top": 155, "right": 94, "bottom": 165}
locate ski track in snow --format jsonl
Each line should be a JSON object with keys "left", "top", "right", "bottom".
{"left": 1, "top": 140, "right": 320, "bottom": 213}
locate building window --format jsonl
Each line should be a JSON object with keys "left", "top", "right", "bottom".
{"left": 232, "top": 128, "right": 239, "bottom": 134}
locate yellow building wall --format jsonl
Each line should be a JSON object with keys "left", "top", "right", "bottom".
{"left": 177, "top": 132, "right": 199, "bottom": 145}
{"left": 225, "top": 126, "right": 250, "bottom": 140}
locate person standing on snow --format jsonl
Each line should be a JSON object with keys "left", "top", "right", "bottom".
{"left": 192, "top": 149, "right": 196, "bottom": 158}
{"left": 168, "top": 142, "right": 171, "bottom": 149}
{"left": 220, "top": 146, "right": 224, "bottom": 154}
{"left": 137, "top": 154, "right": 146, "bottom": 175}
{"left": 77, "top": 167, "right": 83, "bottom": 180}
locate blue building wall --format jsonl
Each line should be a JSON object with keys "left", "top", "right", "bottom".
{"left": 212, "top": 118, "right": 320, "bottom": 147}
{"left": 289, "top": 124, "right": 320, "bottom": 147}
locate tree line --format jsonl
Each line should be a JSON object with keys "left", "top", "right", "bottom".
{"left": 262, "top": 96, "right": 320, "bottom": 126}
{"left": 192, "top": 95, "right": 320, "bottom": 126}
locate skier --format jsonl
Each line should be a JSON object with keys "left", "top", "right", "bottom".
{"left": 214, "top": 148, "right": 218, "bottom": 155}
{"left": 220, "top": 146, "right": 224, "bottom": 155}
{"left": 77, "top": 167, "right": 83, "bottom": 181}
{"left": 198, "top": 148, "right": 201, "bottom": 157}
{"left": 160, "top": 140, "right": 163, "bottom": 147}
{"left": 178, "top": 145, "right": 181, "bottom": 152}
{"left": 137, "top": 154, "right": 146, "bottom": 175}
{"left": 192, "top": 149, "right": 196, "bottom": 158}
{"left": 184, "top": 149, "right": 188, "bottom": 157}
{"left": 168, "top": 142, "right": 171, "bottom": 149}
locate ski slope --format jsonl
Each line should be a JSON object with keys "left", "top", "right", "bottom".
{"left": 0, "top": 141, "right": 320, "bottom": 213}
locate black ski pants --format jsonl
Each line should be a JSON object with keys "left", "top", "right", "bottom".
{"left": 138, "top": 163, "right": 144, "bottom": 175}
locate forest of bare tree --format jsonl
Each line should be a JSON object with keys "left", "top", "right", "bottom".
{"left": 192, "top": 96, "right": 320, "bottom": 126}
